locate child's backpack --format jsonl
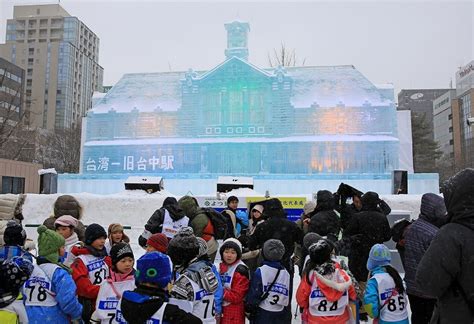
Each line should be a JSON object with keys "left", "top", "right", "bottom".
{"left": 201, "top": 208, "right": 228, "bottom": 240}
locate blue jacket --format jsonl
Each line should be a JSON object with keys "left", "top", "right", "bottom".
{"left": 235, "top": 210, "right": 249, "bottom": 237}
{"left": 23, "top": 260, "right": 82, "bottom": 323}
{"left": 0, "top": 245, "right": 33, "bottom": 263}
{"left": 210, "top": 261, "right": 224, "bottom": 315}
{"left": 364, "top": 266, "right": 409, "bottom": 324}
{"left": 245, "top": 261, "right": 290, "bottom": 324}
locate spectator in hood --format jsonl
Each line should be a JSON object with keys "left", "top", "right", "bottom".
{"left": 308, "top": 190, "right": 341, "bottom": 241}
{"left": 343, "top": 191, "right": 391, "bottom": 286}
{"left": 416, "top": 169, "right": 474, "bottom": 324}
{"left": 404, "top": 193, "right": 447, "bottom": 324}
{"left": 43, "top": 195, "right": 86, "bottom": 242}
{"left": 138, "top": 197, "right": 189, "bottom": 248}
{"left": 178, "top": 196, "right": 219, "bottom": 262}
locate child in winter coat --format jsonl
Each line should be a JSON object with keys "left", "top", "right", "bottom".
{"left": 23, "top": 225, "right": 83, "bottom": 323}
{"left": 196, "top": 237, "right": 224, "bottom": 320}
{"left": 91, "top": 242, "right": 135, "bottom": 323}
{"left": 219, "top": 238, "right": 250, "bottom": 324}
{"left": 297, "top": 239, "right": 357, "bottom": 324}
{"left": 245, "top": 239, "right": 291, "bottom": 324}
{"left": 0, "top": 256, "right": 33, "bottom": 324}
{"left": 0, "top": 221, "right": 33, "bottom": 263}
{"left": 71, "top": 223, "right": 112, "bottom": 322}
{"left": 364, "top": 244, "right": 409, "bottom": 324}
{"left": 168, "top": 231, "right": 220, "bottom": 323}
{"left": 117, "top": 252, "right": 201, "bottom": 323}
{"left": 105, "top": 223, "right": 130, "bottom": 254}
{"left": 54, "top": 215, "right": 81, "bottom": 267}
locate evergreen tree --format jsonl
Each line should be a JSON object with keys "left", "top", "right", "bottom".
{"left": 412, "top": 112, "right": 442, "bottom": 173}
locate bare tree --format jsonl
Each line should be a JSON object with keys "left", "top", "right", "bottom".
{"left": 0, "top": 69, "right": 36, "bottom": 161}
{"left": 268, "top": 42, "right": 306, "bottom": 67}
{"left": 36, "top": 123, "right": 82, "bottom": 173}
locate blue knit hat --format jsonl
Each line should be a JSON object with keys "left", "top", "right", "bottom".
{"left": 367, "top": 244, "right": 391, "bottom": 271}
{"left": 135, "top": 252, "right": 171, "bottom": 288}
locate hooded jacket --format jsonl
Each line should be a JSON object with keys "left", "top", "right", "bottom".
{"left": 138, "top": 197, "right": 188, "bottom": 248}
{"left": 120, "top": 286, "right": 202, "bottom": 324}
{"left": 178, "top": 196, "right": 218, "bottom": 255}
{"left": 416, "top": 169, "right": 474, "bottom": 323}
{"left": 296, "top": 261, "right": 356, "bottom": 324}
{"left": 308, "top": 190, "right": 341, "bottom": 239}
{"left": 404, "top": 193, "right": 446, "bottom": 298}
{"left": 343, "top": 192, "right": 391, "bottom": 282}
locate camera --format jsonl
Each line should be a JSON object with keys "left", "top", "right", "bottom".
{"left": 467, "top": 117, "right": 474, "bottom": 126}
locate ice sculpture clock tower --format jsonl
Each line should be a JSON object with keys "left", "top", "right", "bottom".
{"left": 224, "top": 21, "right": 250, "bottom": 61}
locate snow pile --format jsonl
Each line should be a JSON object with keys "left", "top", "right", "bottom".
{"left": 380, "top": 194, "right": 424, "bottom": 219}
{"left": 21, "top": 190, "right": 174, "bottom": 258}
{"left": 218, "top": 187, "right": 263, "bottom": 197}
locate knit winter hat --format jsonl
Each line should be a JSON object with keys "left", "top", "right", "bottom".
{"left": 147, "top": 233, "right": 169, "bottom": 253}
{"left": 54, "top": 215, "right": 78, "bottom": 228}
{"left": 367, "top": 244, "right": 391, "bottom": 271}
{"left": 177, "top": 226, "right": 194, "bottom": 236}
{"left": 110, "top": 243, "right": 134, "bottom": 266}
{"left": 308, "top": 239, "right": 334, "bottom": 265}
{"left": 0, "top": 256, "right": 33, "bottom": 307}
{"left": 37, "top": 225, "right": 65, "bottom": 263}
{"left": 219, "top": 238, "right": 242, "bottom": 260}
{"left": 251, "top": 204, "right": 264, "bottom": 214}
{"left": 3, "top": 221, "right": 26, "bottom": 246}
{"left": 167, "top": 233, "right": 199, "bottom": 266}
{"left": 262, "top": 239, "right": 285, "bottom": 261}
{"left": 196, "top": 237, "right": 208, "bottom": 257}
{"left": 303, "top": 232, "right": 323, "bottom": 249}
{"left": 303, "top": 201, "right": 316, "bottom": 216}
{"left": 135, "top": 252, "right": 172, "bottom": 288}
{"left": 85, "top": 223, "right": 107, "bottom": 245}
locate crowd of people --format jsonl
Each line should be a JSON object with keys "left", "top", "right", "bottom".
{"left": 0, "top": 168, "right": 472, "bottom": 324}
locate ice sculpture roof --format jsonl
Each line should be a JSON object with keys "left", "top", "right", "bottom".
{"left": 90, "top": 61, "right": 394, "bottom": 114}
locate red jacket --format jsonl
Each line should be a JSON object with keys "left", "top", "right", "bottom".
{"left": 219, "top": 261, "right": 250, "bottom": 324}
{"left": 71, "top": 246, "right": 112, "bottom": 301}
{"left": 296, "top": 265, "right": 356, "bottom": 324}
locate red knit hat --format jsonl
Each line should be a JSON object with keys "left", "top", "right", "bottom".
{"left": 146, "top": 233, "right": 169, "bottom": 253}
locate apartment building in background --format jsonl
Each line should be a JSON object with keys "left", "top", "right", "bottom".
{"left": 0, "top": 57, "right": 24, "bottom": 122}
{"left": 455, "top": 60, "right": 474, "bottom": 168}
{"left": 0, "top": 4, "right": 103, "bottom": 130}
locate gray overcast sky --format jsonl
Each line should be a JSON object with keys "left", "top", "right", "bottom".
{"left": 1, "top": 0, "right": 473, "bottom": 97}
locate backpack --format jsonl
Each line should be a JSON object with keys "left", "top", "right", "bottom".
{"left": 201, "top": 208, "right": 228, "bottom": 240}
{"left": 391, "top": 218, "right": 413, "bottom": 250}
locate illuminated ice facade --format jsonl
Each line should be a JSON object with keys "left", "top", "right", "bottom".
{"left": 82, "top": 21, "right": 399, "bottom": 176}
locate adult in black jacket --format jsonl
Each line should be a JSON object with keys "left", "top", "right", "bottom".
{"left": 138, "top": 197, "right": 189, "bottom": 248}
{"left": 416, "top": 168, "right": 474, "bottom": 324}
{"left": 308, "top": 190, "right": 341, "bottom": 241}
{"left": 247, "top": 198, "right": 303, "bottom": 321}
{"left": 248, "top": 198, "right": 303, "bottom": 272}
{"left": 343, "top": 191, "right": 391, "bottom": 282}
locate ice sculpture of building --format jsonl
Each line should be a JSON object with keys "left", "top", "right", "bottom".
{"left": 81, "top": 21, "right": 400, "bottom": 178}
